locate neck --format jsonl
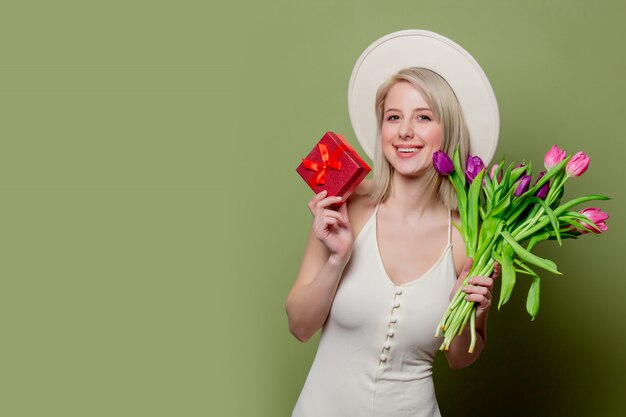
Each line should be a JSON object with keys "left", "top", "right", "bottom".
{"left": 383, "top": 171, "right": 444, "bottom": 219}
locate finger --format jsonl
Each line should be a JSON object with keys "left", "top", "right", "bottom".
{"left": 491, "top": 262, "right": 501, "bottom": 280}
{"left": 338, "top": 202, "right": 351, "bottom": 227}
{"left": 315, "top": 196, "right": 344, "bottom": 215}
{"left": 313, "top": 216, "right": 342, "bottom": 237}
{"left": 308, "top": 190, "right": 328, "bottom": 214}
{"left": 465, "top": 294, "right": 491, "bottom": 309}
{"left": 463, "top": 285, "right": 490, "bottom": 299}
{"left": 324, "top": 217, "right": 339, "bottom": 226}
{"left": 467, "top": 276, "right": 494, "bottom": 289}
{"left": 323, "top": 209, "right": 348, "bottom": 225}
{"left": 337, "top": 199, "right": 349, "bottom": 218}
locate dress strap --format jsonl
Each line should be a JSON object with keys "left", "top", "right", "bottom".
{"left": 447, "top": 210, "right": 452, "bottom": 245}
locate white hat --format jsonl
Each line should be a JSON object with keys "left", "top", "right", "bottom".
{"left": 348, "top": 29, "right": 500, "bottom": 164}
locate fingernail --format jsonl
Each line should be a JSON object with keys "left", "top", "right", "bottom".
{"left": 467, "top": 279, "right": 473, "bottom": 284}
{"left": 335, "top": 196, "right": 342, "bottom": 201}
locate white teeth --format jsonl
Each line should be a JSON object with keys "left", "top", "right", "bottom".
{"left": 398, "top": 147, "right": 417, "bottom": 153}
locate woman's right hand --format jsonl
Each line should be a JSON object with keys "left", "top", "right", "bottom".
{"left": 308, "top": 190, "right": 354, "bottom": 261}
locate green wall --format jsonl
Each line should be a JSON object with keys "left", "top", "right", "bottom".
{"left": 1, "top": 1, "right": 624, "bottom": 416}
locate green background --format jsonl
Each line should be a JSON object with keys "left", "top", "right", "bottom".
{"left": 1, "top": 0, "right": 624, "bottom": 416}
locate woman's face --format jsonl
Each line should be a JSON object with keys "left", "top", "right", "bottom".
{"left": 381, "top": 81, "right": 442, "bottom": 177}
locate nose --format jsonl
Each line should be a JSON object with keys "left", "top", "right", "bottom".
{"left": 399, "top": 118, "right": 414, "bottom": 139}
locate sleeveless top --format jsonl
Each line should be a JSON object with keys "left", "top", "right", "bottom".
{"left": 292, "top": 204, "right": 457, "bottom": 417}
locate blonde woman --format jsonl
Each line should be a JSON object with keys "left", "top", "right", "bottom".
{"left": 287, "top": 31, "right": 501, "bottom": 417}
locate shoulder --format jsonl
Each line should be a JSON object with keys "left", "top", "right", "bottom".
{"left": 450, "top": 210, "right": 469, "bottom": 277}
{"left": 346, "top": 179, "right": 376, "bottom": 238}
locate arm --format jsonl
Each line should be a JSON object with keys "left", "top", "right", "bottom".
{"left": 285, "top": 191, "right": 354, "bottom": 342}
{"left": 444, "top": 258, "right": 500, "bottom": 369}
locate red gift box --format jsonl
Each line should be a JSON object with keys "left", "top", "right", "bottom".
{"left": 296, "top": 132, "right": 371, "bottom": 199}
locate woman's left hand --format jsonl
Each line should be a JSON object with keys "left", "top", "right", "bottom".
{"left": 453, "top": 259, "right": 501, "bottom": 315}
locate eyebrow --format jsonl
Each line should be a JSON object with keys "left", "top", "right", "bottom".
{"left": 384, "top": 107, "right": 432, "bottom": 113}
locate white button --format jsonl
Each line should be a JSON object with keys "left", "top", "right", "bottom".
{"left": 393, "top": 301, "right": 400, "bottom": 308}
{"left": 390, "top": 316, "right": 397, "bottom": 323}
{"left": 383, "top": 342, "right": 391, "bottom": 350}
{"left": 387, "top": 329, "right": 395, "bottom": 337}
{"left": 380, "top": 354, "right": 387, "bottom": 362}
{"left": 395, "top": 287, "right": 403, "bottom": 295}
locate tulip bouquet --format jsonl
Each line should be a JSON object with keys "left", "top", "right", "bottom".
{"left": 433, "top": 145, "right": 609, "bottom": 353}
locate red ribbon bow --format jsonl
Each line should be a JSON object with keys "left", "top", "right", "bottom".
{"left": 302, "top": 143, "right": 343, "bottom": 187}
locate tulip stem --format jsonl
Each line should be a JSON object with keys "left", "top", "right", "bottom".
{"left": 468, "top": 308, "right": 477, "bottom": 353}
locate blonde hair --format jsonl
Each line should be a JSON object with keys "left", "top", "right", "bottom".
{"left": 369, "top": 67, "right": 470, "bottom": 210}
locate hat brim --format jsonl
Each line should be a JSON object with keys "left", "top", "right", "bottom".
{"left": 348, "top": 30, "right": 499, "bottom": 164}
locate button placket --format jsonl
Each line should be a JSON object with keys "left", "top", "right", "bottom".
{"left": 380, "top": 286, "right": 403, "bottom": 364}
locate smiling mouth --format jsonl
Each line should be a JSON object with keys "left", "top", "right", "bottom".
{"left": 395, "top": 146, "right": 420, "bottom": 153}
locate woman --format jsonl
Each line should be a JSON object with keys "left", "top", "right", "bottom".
{"left": 286, "top": 31, "right": 501, "bottom": 417}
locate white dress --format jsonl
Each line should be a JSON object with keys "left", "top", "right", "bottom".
{"left": 292, "top": 204, "right": 457, "bottom": 417}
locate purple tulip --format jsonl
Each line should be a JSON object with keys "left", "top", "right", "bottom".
{"left": 544, "top": 145, "right": 567, "bottom": 170}
{"left": 432, "top": 151, "right": 454, "bottom": 176}
{"left": 514, "top": 175, "right": 532, "bottom": 197}
{"left": 465, "top": 155, "right": 485, "bottom": 183}
{"left": 534, "top": 171, "right": 550, "bottom": 200}
{"left": 566, "top": 151, "right": 590, "bottom": 177}
{"left": 578, "top": 207, "right": 609, "bottom": 234}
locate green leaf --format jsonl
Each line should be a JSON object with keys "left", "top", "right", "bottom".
{"left": 554, "top": 195, "right": 611, "bottom": 216}
{"left": 513, "top": 258, "right": 539, "bottom": 276}
{"left": 519, "top": 156, "right": 571, "bottom": 201}
{"left": 449, "top": 172, "right": 467, "bottom": 240}
{"left": 483, "top": 172, "right": 494, "bottom": 209}
{"left": 466, "top": 169, "right": 485, "bottom": 258}
{"left": 493, "top": 163, "right": 507, "bottom": 201}
{"left": 505, "top": 194, "right": 537, "bottom": 226}
{"left": 452, "top": 146, "right": 465, "bottom": 188}
{"left": 475, "top": 220, "right": 504, "bottom": 268}
{"left": 493, "top": 242, "right": 516, "bottom": 309}
{"left": 451, "top": 146, "right": 468, "bottom": 241}
{"left": 479, "top": 216, "right": 502, "bottom": 249}
{"left": 528, "top": 197, "right": 562, "bottom": 245}
{"left": 507, "top": 166, "right": 527, "bottom": 189}
{"left": 493, "top": 163, "right": 511, "bottom": 202}
{"left": 501, "top": 231, "right": 561, "bottom": 274}
{"left": 488, "top": 189, "right": 513, "bottom": 220}
{"left": 560, "top": 212, "right": 604, "bottom": 235}
{"left": 514, "top": 194, "right": 610, "bottom": 242}
{"left": 526, "top": 276, "right": 541, "bottom": 320}
{"left": 526, "top": 231, "right": 550, "bottom": 251}
{"left": 548, "top": 232, "right": 579, "bottom": 240}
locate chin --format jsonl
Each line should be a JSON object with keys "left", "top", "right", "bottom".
{"left": 394, "top": 166, "right": 431, "bottom": 178}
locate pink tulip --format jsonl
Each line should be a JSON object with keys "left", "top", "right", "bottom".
{"left": 544, "top": 145, "right": 567, "bottom": 170}
{"left": 489, "top": 164, "right": 502, "bottom": 182}
{"left": 578, "top": 207, "right": 609, "bottom": 234}
{"left": 566, "top": 151, "right": 590, "bottom": 177}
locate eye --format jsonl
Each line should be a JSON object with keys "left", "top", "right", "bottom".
{"left": 417, "top": 115, "right": 432, "bottom": 121}
{"left": 386, "top": 115, "right": 399, "bottom": 121}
